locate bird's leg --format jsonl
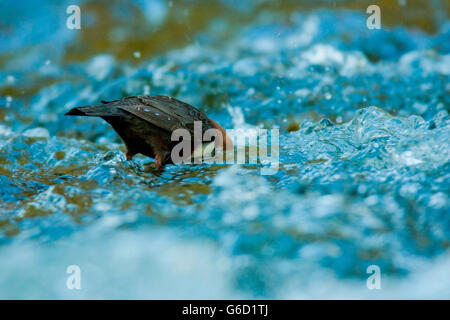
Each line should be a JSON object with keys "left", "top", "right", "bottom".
{"left": 154, "top": 153, "right": 165, "bottom": 170}
{"left": 148, "top": 137, "right": 169, "bottom": 170}
{"left": 125, "top": 150, "right": 135, "bottom": 161}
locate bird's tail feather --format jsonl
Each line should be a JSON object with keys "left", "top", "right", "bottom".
{"left": 65, "top": 104, "right": 124, "bottom": 117}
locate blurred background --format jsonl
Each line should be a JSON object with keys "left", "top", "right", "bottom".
{"left": 0, "top": 0, "right": 449, "bottom": 299}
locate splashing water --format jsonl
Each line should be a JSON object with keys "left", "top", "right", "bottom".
{"left": 0, "top": 0, "right": 449, "bottom": 298}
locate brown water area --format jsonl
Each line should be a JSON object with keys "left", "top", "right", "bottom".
{"left": 0, "top": 0, "right": 447, "bottom": 102}
{"left": 67, "top": 0, "right": 447, "bottom": 62}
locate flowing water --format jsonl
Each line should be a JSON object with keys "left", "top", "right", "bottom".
{"left": 0, "top": 0, "right": 449, "bottom": 298}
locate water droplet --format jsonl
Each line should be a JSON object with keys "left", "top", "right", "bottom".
{"left": 6, "top": 96, "right": 12, "bottom": 107}
{"left": 6, "top": 75, "right": 15, "bottom": 83}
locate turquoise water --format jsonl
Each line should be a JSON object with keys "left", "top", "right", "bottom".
{"left": 0, "top": 0, "right": 449, "bottom": 298}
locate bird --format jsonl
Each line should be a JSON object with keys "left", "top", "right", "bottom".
{"left": 65, "top": 95, "right": 233, "bottom": 170}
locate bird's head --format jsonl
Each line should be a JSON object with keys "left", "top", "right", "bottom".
{"left": 208, "top": 118, "right": 234, "bottom": 151}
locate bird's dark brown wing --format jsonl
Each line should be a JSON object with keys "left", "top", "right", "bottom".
{"left": 113, "top": 95, "right": 213, "bottom": 134}
{"left": 138, "top": 95, "right": 211, "bottom": 125}
{"left": 112, "top": 96, "right": 180, "bottom": 132}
